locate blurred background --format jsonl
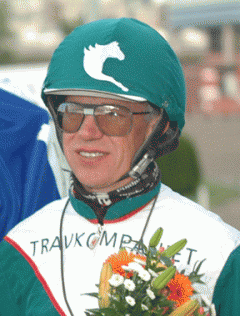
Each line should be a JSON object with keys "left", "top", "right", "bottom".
{"left": 1, "top": 0, "right": 240, "bottom": 229}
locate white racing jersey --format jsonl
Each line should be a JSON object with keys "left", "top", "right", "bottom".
{"left": 0, "top": 183, "right": 240, "bottom": 315}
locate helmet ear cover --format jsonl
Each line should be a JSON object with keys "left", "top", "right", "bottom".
{"left": 131, "top": 105, "right": 180, "bottom": 167}
{"left": 153, "top": 119, "right": 180, "bottom": 159}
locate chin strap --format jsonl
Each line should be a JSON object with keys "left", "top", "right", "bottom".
{"left": 119, "top": 152, "right": 155, "bottom": 181}
{"left": 118, "top": 125, "right": 179, "bottom": 182}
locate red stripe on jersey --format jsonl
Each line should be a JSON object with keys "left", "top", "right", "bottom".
{"left": 4, "top": 236, "right": 67, "bottom": 316}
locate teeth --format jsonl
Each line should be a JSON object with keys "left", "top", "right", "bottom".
{"left": 80, "top": 152, "right": 104, "bottom": 158}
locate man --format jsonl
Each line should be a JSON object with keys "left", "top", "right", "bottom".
{"left": 0, "top": 18, "right": 239, "bottom": 315}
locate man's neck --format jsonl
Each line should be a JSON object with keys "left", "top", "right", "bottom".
{"left": 82, "top": 176, "right": 135, "bottom": 194}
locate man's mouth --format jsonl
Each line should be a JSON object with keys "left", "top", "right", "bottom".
{"left": 79, "top": 151, "right": 105, "bottom": 158}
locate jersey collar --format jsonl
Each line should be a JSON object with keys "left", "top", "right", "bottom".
{"left": 69, "top": 182, "right": 161, "bottom": 224}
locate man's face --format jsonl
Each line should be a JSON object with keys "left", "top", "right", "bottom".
{"left": 62, "top": 96, "right": 161, "bottom": 193}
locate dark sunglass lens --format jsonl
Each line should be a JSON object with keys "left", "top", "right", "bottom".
{"left": 95, "top": 106, "right": 132, "bottom": 136}
{"left": 57, "top": 103, "right": 84, "bottom": 133}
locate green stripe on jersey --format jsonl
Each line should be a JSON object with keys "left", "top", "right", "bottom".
{"left": 0, "top": 240, "right": 60, "bottom": 315}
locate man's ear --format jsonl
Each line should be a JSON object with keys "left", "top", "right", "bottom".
{"left": 161, "top": 121, "right": 170, "bottom": 136}
{"left": 145, "top": 115, "right": 170, "bottom": 140}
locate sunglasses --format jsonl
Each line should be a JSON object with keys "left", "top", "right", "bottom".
{"left": 57, "top": 102, "right": 154, "bottom": 136}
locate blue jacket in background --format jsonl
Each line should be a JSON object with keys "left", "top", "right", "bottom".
{"left": 0, "top": 88, "right": 60, "bottom": 241}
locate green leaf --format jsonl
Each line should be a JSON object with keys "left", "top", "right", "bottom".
{"left": 82, "top": 292, "right": 99, "bottom": 298}
{"left": 193, "top": 290, "right": 199, "bottom": 294}
{"left": 161, "top": 239, "right": 187, "bottom": 258}
{"left": 188, "top": 275, "right": 205, "bottom": 284}
{"left": 149, "top": 228, "right": 163, "bottom": 248}
{"left": 192, "top": 260, "right": 199, "bottom": 272}
{"left": 195, "top": 259, "right": 206, "bottom": 274}
{"left": 157, "top": 298, "right": 175, "bottom": 308}
{"left": 111, "top": 299, "right": 125, "bottom": 311}
{"left": 85, "top": 309, "right": 103, "bottom": 316}
{"left": 155, "top": 267, "right": 166, "bottom": 273}
{"left": 196, "top": 280, "right": 205, "bottom": 284}
{"left": 152, "top": 266, "right": 176, "bottom": 290}
{"left": 86, "top": 307, "right": 116, "bottom": 316}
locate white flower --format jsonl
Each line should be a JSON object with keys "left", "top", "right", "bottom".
{"left": 148, "top": 268, "right": 158, "bottom": 278}
{"left": 141, "top": 304, "right": 149, "bottom": 311}
{"left": 125, "top": 296, "right": 136, "bottom": 306}
{"left": 134, "top": 258, "right": 146, "bottom": 265}
{"left": 108, "top": 274, "right": 124, "bottom": 287}
{"left": 127, "top": 262, "right": 144, "bottom": 273}
{"left": 124, "top": 279, "right": 136, "bottom": 291}
{"left": 138, "top": 269, "right": 151, "bottom": 282}
{"left": 122, "top": 265, "right": 131, "bottom": 271}
{"left": 146, "top": 288, "right": 156, "bottom": 300}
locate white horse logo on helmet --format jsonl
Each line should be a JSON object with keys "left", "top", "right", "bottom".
{"left": 83, "top": 41, "right": 129, "bottom": 92}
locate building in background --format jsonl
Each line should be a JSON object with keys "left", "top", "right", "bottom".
{"left": 1, "top": 0, "right": 66, "bottom": 63}
{"left": 169, "top": 0, "right": 240, "bottom": 117}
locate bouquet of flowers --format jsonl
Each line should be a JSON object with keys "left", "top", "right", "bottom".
{"left": 84, "top": 228, "right": 216, "bottom": 316}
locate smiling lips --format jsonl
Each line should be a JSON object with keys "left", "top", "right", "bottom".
{"left": 78, "top": 149, "right": 108, "bottom": 159}
{"left": 80, "top": 151, "right": 104, "bottom": 158}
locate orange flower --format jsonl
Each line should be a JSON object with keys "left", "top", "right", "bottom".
{"left": 167, "top": 274, "right": 194, "bottom": 307}
{"left": 105, "top": 250, "right": 146, "bottom": 278}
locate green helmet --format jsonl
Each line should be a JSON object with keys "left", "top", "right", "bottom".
{"left": 42, "top": 18, "right": 186, "bottom": 132}
{"left": 42, "top": 18, "right": 186, "bottom": 180}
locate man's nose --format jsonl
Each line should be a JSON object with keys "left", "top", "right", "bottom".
{"left": 76, "top": 115, "right": 103, "bottom": 140}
